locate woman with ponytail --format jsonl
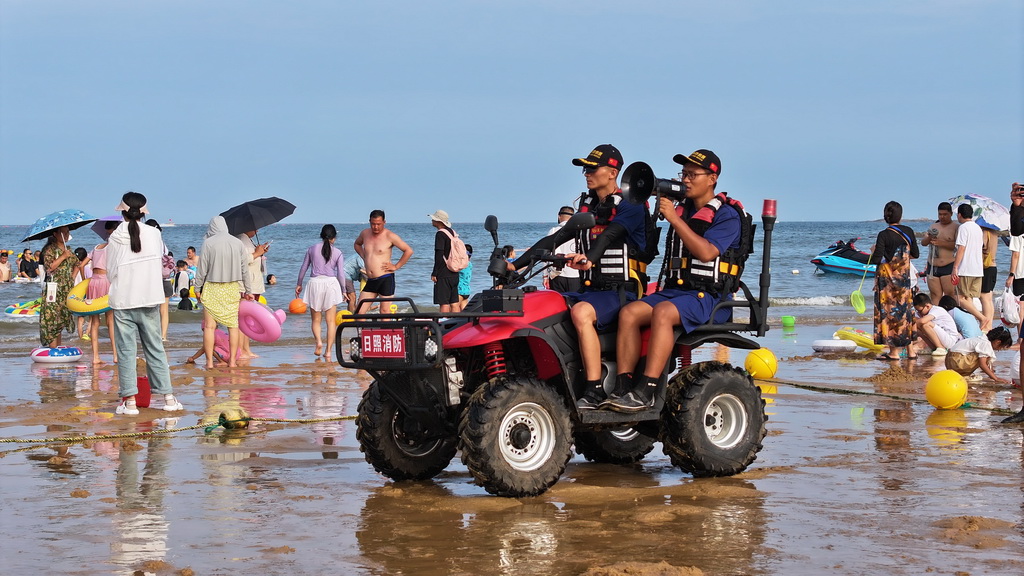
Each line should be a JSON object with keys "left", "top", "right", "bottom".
{"left": 106, "top": 192, "right": 183, "bottom": 415}
{"left": 296, "top": 224, "right": 346, "bottom": 358}
{"left": 194, "top": 215, "right": 254, "bottom": 368}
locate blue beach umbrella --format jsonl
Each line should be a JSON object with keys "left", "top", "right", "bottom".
{"left": 22, "top": 209, "right": 98, "bottom": 242}
{"left": 948, "top": 193, "right": 1010, "bottom": 232}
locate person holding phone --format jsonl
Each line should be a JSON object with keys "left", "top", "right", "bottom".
{"left": 920, "top": 202, "right": 959, "bottom": 304}
{"left": 1006, "top": 183, "right": 1024, "bottom": 298}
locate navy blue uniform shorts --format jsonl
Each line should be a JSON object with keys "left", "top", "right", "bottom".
{"left": 565, "top": 289, "right": 637, "bottom": 330}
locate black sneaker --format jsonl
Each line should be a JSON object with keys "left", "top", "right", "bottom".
{"left": 1002, "top": 409, "right": 1024, "bottom": 424}
{"left": 601, "top": 390, "right": 652, "bottom": 414}
{"left": 576, "top": 391, "right": 605, "bottom": 411}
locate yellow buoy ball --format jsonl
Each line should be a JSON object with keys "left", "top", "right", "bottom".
{"left": 289, "top": 298, "right": 308, "bottom": 314}
{"left": 220, "top": 407, "right": 251, "bottom": 429}
{"left": 336, "top": 309, "right": 353, "bottom": 324}
{"left": 745, "top": 348, "right": 778, "bottom": 379}
{"left": 925, "top": 370, "right": 968, "bottom": 410}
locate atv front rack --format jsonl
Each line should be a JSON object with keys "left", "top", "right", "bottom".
{"left": 335, "top": 296, "right": 524, "bottom": 370}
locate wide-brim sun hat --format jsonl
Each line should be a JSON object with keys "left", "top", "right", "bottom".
{"left": 428, "top": 210, "right": 451, "bottom": 227}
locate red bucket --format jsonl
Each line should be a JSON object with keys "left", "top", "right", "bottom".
{"left": 123, "top": 376, "right": 152, "bottom": 408}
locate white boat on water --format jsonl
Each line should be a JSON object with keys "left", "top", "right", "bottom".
{"left": 164, "top": 219, "right": 177, "bottom": 227}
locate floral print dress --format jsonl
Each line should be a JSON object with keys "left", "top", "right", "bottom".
{"left": 873, "top": 226, "right": 917, "bottom": 348}
{"left": 39, "top": 244, "right": 79, "bottom": 346}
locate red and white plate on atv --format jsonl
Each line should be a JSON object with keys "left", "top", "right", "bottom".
{"left": 360, "top": 329, "right": 406, "bottom": 358}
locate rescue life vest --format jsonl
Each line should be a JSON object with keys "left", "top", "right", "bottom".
{"left": 577, "top": 190, "right": 647, "bottom": 289}
{"left": 660, "top": 192, "right": 754, "bottom": 295}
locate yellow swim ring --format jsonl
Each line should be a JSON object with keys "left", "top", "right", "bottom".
{"left": 66, "top": 279, "right": 110, "bottom": 316}
{"left": 834, "top": 327, "right": 884, "bottom": 351}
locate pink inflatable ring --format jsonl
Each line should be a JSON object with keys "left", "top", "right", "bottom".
{"left": 238, "top": 300, "right": 286, "bottom": 343}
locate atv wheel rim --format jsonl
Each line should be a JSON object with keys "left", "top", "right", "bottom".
{"left": 391, "top": 413, "right": 441, "bottom": 457}
{"left": 499, "top": 402, "right": 555, "bottom": 472}
{"left": 703, "top": 394, "right": 747, "bottom": 449}
{"left": 609, "top": 427, "right": 640, "bottom": 442}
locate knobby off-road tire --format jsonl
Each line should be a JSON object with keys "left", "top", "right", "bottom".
{"left": 660, "top": 361, "right": 767, "bottom": 477}
{"left": 459, "top": 375, "right": 574, "bottom": 497}
{"left": 574, "top": 427, "right": 656, "bottom": 464}
{"left": 356, "top": 376, "right": 458, "bottom": 481}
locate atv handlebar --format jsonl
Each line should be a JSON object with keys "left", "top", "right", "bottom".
{"left": 488, "top": 212, "right": 595, "bottom": 289}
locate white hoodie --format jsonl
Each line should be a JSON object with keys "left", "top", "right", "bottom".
{"left": 107, "top": 219, "right": 166, "bottom": 309}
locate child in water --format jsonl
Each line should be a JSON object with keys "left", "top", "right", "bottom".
{"left": 177, "top": 288, "right": 194, "bottom": 311}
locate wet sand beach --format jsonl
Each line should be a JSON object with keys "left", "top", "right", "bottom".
{"left": 2, "top": 320, "right": 1023, "bottom": 575}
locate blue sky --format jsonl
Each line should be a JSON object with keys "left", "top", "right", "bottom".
{"left": 1, "top": 0, "right": 1021, "bottom": 225}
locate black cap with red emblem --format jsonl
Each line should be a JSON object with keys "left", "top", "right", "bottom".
{"left": 571, "top": 144, "right": 623, "bottom": 170}
{"left": 673, "top": 149, "right": 721, "bottom": 175}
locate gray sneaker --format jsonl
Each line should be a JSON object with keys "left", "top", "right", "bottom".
{"left": 600, "top": 390, "right": 652, "bottom": 414}
{"left": 576, "top": 391, "right": 605, "bottom": 411}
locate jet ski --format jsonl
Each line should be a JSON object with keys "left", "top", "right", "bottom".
{"left": 810, "top": 238, "right": 876, "bottom": 277}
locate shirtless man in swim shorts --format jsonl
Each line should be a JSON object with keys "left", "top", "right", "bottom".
{"left": 353, "top": 209, "right": 414, "bottom": 312}
{"left": 921, "top": 201, "right": 959, "bottom": 304}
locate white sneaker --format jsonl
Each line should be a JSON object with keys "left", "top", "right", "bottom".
{"left": 115, "top": 401, "right": 139, "bottom": 416}
{"left": 932, "top": 348, "right": 948, "bottom": 356}
{"left": 162, "top": 394, "right": 184, "bottom": 412}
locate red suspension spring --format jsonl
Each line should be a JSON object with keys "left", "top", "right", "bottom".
{"left": 483, "top": 342, "right": 507, "bottom": 379}
{"left": 676, "top": 344, "right": 692, "bottom": 370}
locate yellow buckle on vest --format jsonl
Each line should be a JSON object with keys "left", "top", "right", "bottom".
{"left": 628, "top": 259, "right": 647, "bottom": 274}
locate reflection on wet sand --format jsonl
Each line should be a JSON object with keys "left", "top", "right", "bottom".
{"left": 113, "top": 436, "right": 171, "bottom": 573}
{"left": 3, "top": 338, "right": 1023, "bottom": 574}
{"left": 357, "top": 476, "right": 767, "bottom": 576}
{"left": 33, "top": 364, "right": 88, "bottom": 404}
{"left": 872, "top": 376, "right": 917, "bottom": 493}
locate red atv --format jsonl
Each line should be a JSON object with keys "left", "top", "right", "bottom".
{"left": 338, "top": 205, "right": 775, "bottom": 497}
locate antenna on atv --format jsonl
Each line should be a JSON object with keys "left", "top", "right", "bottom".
{"left": 756, "top": 199, "right": 777, "bottom": 336}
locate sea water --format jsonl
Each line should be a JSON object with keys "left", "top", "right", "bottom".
{"left": 0, "top": 219, "right": 1010, "bottom": 348}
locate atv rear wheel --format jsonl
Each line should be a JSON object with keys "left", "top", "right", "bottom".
{"left": 356, "top": 376, "right": 458, "bottom": 481}
{"left": 459, "top": 375, "right": 573, "bottom": 497}
{"left": 574, "top": 427, "right": 656, "bottom": 464}
{"left": 660, "top": 361, "right": 766, "bottom": 477}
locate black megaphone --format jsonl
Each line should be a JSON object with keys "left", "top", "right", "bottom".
{"left": 620, "top": 161, "right": 687, "bottom": 204}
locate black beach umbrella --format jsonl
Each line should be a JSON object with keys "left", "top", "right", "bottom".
{"left": 219, "top": 197, "right": 296, "bottom": 237}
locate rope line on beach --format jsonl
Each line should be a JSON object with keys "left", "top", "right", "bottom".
{"left": 758, "top": 377, "right": 1017, "bottom": 416}
{"left": 0, "top": 414, "right": 358, "bottom": 446}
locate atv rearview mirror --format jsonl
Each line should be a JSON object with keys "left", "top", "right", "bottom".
{"left": 484, "top": 215, "right": 499, "bottom": 245}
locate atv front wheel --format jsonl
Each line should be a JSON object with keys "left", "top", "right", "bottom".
{"left": 574, "top": 427, "right": 656, "bottom": 464}
{"left": 660, "top": 361, "right": 766, "bottom": 477}
{"left": 459, "top": 376, "right": 573, "bottom": 497}
{"left": 356, "top": 375, "right": 458, "bottom": 481}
